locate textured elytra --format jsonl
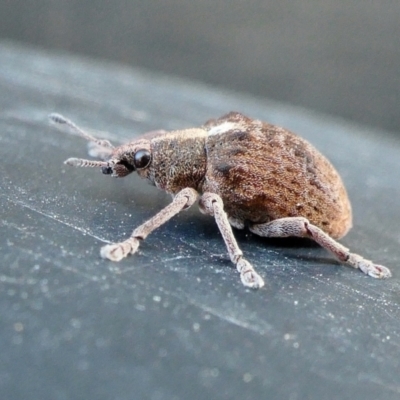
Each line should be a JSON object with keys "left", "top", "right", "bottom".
{"left": 201, "top": 112, "right": 352, "bottom": 239}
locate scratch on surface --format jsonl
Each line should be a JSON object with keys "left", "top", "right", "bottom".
{"left": 360, "top": 375, "right": 400, "bottom": 395}
{"left": 185, "top": 298, "right": 272, "bottom": 335}
{"left": 333, "top": 280, "right": 400, "bottom": 313}
{"left": 105, "top": 262, "right": 155, "bottom": 275}
{"left": 0, "top": 275, "right": 37, "bottom": 285}
{"left": 16, "top": 246, "right": 101, "bottom": 281}
{"left": 114, "top": 276, "right": 273, "bottom": 336}
{"left": 310, "top": 367, "right": 400, "bottom": 394}
{"left": 179, "top": 237, "right": 205, "bottom": 253}
{"left": 4, "top": 194, "right": 109, "bottom": 244}
{"left": 179, "top": 237, "right": 229, "bottom": 259}
{"left": 383, "top": 308, "right": 399, "bottom": 323}
{"left": 162, "top": 255, "right": 201, "bottom": 262}
{"left": 0, "top": 220, "right": 37, "bottom": 236}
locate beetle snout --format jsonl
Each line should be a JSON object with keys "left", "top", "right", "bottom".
{"left": 102, "top": 166, "right": 113, "bottom": 175}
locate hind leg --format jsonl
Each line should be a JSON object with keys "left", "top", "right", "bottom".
{"left": 249, "top": 217, "right": 391, "bottom": 278}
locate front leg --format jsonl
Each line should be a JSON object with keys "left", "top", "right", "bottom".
{"left": 199, "top": 192, "right": 265, "bottom": 289}
{"left": 101, "top": 187, "right": 198, "bottom": 261}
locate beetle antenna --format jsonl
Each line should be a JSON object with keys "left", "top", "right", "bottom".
{"left": 64, "top": 157, "right": 117, "bottom": 168}
{"left": 49, "top": 113, "right": 115, "bottom": 149}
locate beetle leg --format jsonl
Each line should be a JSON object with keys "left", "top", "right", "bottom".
{"left": 249, "top": 217, "right": 391, "bottom": 278}
{"left": 199, "top": 192, "right": 265, "bottom": 289}
{"left": 101, "top": 187, "right": 198, "bottom": 261}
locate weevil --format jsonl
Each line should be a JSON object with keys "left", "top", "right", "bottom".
{"left": 49, "top": 112, "right": 391, "bottom": 288}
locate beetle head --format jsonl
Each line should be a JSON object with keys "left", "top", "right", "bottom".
{"left": 99, "top": 140, "right": 152, "bottom": 178}
{"left": 49, "top": 113, "right": 153, "bottom": 178}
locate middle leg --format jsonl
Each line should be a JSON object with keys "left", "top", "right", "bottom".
{"left": 199, "top": 192, "right": 265, "bottom": 288}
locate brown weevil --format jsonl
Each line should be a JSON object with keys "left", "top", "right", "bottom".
{"left": 50, "top": 112, "right": 392, "bottom": 289}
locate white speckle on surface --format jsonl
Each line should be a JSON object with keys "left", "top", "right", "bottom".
{"left": 243, "top": 373, "right": 253, "bottom": 383}
{"left": 13, "top": 322, "right": 24, "bottom": 332}
{"left": 284, "top": 333, "right": 296, "bottom": 341}
{"left": 200, "top": 367, "right": 220, "bottom": 379}
{"left": 70, "top": 318, "right": 81, "bottom": 329}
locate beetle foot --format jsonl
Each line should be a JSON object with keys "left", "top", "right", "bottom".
{"left": 236, "top": 258, "right": 265, "bottom": 289}
{"left": 100, "top": 238, "right": 140, "bottom": 262}
{"left": 363, "top": 263, "right": 392, "bottom": 279}
{"left": 349, "top": 254, "right": 392, "bottom": 278}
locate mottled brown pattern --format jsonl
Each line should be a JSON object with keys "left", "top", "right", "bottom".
{"left": 201, "top": 112, "right": 352, "bottom": 239}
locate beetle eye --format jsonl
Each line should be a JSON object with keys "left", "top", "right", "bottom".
{"left": 133, "top": 149, "right": 151, "bottom": 169}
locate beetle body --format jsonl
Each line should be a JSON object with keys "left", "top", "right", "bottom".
{"left": 126, "top": 112, "right": 351, "bottom": 239}
{"left": 202, "top": 112, "right": 352, "bottom": 239}
{"left": 51, "top": 111, "right": 390, "bottom": 289}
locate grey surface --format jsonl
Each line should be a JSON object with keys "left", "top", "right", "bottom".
{"left": 0, "top": 0, "right": 399, "bottom": 134}
{"left": 1, "top": 42, "right": 400, "bottom": 400}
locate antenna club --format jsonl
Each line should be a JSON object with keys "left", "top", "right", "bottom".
{"left": 49, "top": 112, "right": 115, "bottom": 149}
{"left": 49, "top": 113, "right": 68, "bottom": 124}
{"left": 98, "top": 139, "right": 114, "bottom": 148}
{"left": 64, "top": 158, "right": 83, "bottom": 167}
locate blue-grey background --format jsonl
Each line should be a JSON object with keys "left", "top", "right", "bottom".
{"left": 1, "top": 2, "right": 400, "bottom": 399}
{"left": 1, "top": 42, "right": 400, "bottom": 400}
{"left": 0, "top": 0, "right": 399, "bottom": 134}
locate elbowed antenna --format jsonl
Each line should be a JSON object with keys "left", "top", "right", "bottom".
{"left": 49, "top": 113, "right": 115, "bottom": 149}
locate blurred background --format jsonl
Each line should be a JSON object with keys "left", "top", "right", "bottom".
{"left": 0, "top": 0, "right": 399, "bottom": 134}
